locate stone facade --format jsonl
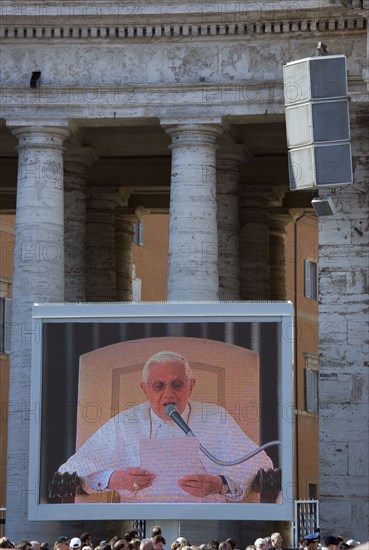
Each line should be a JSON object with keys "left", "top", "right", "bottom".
{"left": 0, "top": 0, "right": 368, "bottom": 542}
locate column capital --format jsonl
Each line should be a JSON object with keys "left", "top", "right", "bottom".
{"left": 163, "top": 122, "right": 224, "bottom": 148}
{"left": 217, "top": 144, "right": 250, "bottom": 164}
{"left": 88, "top": 186, "right": 121, "bottom": 201}
{"left": 268, "top": 212, "right": 291, "bottom": 232}
{"left": 135, "top": 207, "right": 151, "bottom": 221}
{"left": 7, "top": 119, "right": 71, "bottom": 148}
{"left": 65, "top": 146, "right": 97, "bottom": 167}
{"left": 241, "top": 184, "right": 277, "bottom": 207}
{"left": 288, "top": 208, "right": 307, "bottom": 223}
{"left": 118, "top": 187, "right": 137, "bottom": 206}
{"left": 115, "top": 206, "right": 139, "bottom": 224}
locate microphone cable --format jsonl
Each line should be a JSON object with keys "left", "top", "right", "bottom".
{"left": 165, "top": 403, "right": 281, "bottom": 467}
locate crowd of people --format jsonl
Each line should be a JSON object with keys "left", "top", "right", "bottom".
{"left": 0, "top": 526, "right": 364, "bottom": 550}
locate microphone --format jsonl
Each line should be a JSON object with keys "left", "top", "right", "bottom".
{"left": 165, "top": 404, "right": 194, "bottom": 436}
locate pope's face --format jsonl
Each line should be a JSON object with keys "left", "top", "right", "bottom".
{"left": 141, "top": 360, "right": 196, "bottom": 421}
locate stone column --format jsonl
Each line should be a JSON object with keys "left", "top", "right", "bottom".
{"left": 216, "top": 149, "right": 244, "bottom": 300}
{"left": 6, "top": 121, "right": 70, "bottom": 540}
{"left": 269, "top": 213, "right": 291, "bottom": 300}
{"left": 115, "top": 207, "right": 138, "bottom": 301}
{"left": 239, "top": 185, "right": 275, "bottom": 300}
{"left": 64, "top": 148, "right": 96, "bottom": 301}
{"left": 86, "top": 188, "right": 120, "bottom": 301}
{"left": 164, "top": 124, "right": 223, "bottom": 301}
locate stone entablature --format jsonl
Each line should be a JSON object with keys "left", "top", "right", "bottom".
{"left": 0, "top": 1, "right": 367, "bottom": 119}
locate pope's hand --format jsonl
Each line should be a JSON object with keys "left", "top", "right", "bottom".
{"left": 108, "top": 468, "right": 155, "bottom": 491}
{"left": 178, "top": 474, "right": 223, "bottom": 497}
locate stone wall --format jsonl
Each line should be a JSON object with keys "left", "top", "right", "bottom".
{"left": 318, "top": 105, "right": 369, "bottom": 541}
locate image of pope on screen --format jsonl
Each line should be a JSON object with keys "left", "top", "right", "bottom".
{"left": 58, "top": 349, "right": 279, "bottom": 503}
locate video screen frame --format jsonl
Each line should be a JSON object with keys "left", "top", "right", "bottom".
{"left": 29, "top": 301, "right": 294, "bottom": 521}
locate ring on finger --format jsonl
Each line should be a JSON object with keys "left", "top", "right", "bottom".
{"left": 133, "top": 481, "right": 141, "bottom": 491}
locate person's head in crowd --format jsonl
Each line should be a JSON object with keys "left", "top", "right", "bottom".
{"left": 303, "top": 533, "right": 320, "bottom": 550}
{"left": 110, "top": 540, "right": 118, "bottom": 550}
{"left": 208, "top": 541, "right": 219, "bottom": 550}
{"left": 124, "top": 536, "right": 132, "bottom": 544}
{"left": 271, "top": 534, "right": 283, "bottom": 550}
{"left": 129, "top": 534, "right": 139, "bottom": 543}
{"left": 176, "top": 540, "right": 188, "bottom": 549}
{"left": 264, "top": 539, "right": 271, "bottom": 550}
{"left": 324, "top": 537, "right": 339, "bottom": 550}
{"left": 141, "top": 351, "right": 196, "bottom": 422}
{"left": 80, "top": 535, "right": 92, "bottom": 549}
{"left": 226, "top": 540, "right": 236, "bottom": 550}
{"left": 41, "top": 544, "right": 49, "bottom": 550}
{"left": 245, "top": 545, "right": 255, "bottom": 550}
{"left": 152, "top": 536, "right": 166, "bottom": 550}
{"left": 219, "top": 542, "right": 231, "bottom": 550}
{"left": 83, "top": 546, "right": 92, "bottom": 550}
{"left": 131, "top": 542, "right": 141, "bottom": 550}
{"left": 199, "top": 546, "right": 208, "bottom": 550}
{"left": 54, "top": 537, "right": 70, "bottom": 550}
{"left": 0, "top": 539, "right": 14, "bottom": 549}
{"left": 150, "top": 527, "right": 162, "bottom": 539}
{"left": 254, "top": 540, "right": 267, "bottom": 550}
{"left": 298, "top": 538, "right": 305, "bottom": 550}
{"left": 140, "top": 541, "right": 154, "bottom": 550}
{"left": 100, "top": 544, "right": 111, "bottom": 550}
{"left": 16, "top": 542, "right": 32, "bottom": 550}
{"left": 114, "top": 541, "right": 130, "bottom": 550}
{"left": 345, "top": 542, "right": 360, "bottom": 548}
{"left": 171, "top": 543, "right": 178, "bottom": 550}
{"left": 70, "top": 540, "right": 82, "bottom": 550}
{"left": 31, "top": 542, "right": 40, "bottom": 550}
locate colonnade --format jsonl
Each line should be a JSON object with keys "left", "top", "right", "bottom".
{"left": 5, "top": 119, "right": 290, "bottom": 539}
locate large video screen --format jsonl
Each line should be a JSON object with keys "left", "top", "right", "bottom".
{"left": 29, "top": 302, "right": 293, "bottom": 521}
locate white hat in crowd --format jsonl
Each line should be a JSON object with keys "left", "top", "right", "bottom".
{"left": 70, "top": 539, "right": 82, "bottom": 549}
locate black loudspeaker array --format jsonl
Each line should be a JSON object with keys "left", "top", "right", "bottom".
{"left": 283, "top": 55, "right": 353, "bottom": 190}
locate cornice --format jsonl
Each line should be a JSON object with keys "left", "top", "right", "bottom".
{"left": 0, "top": 18, "right": 366, "bottom": 41}
{"left": 0, "top": 2, "right": 367, "bottom": 39}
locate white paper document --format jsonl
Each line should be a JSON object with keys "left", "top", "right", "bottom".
{"left": 118, "top": 436, "right": 223, "bottom": 502}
